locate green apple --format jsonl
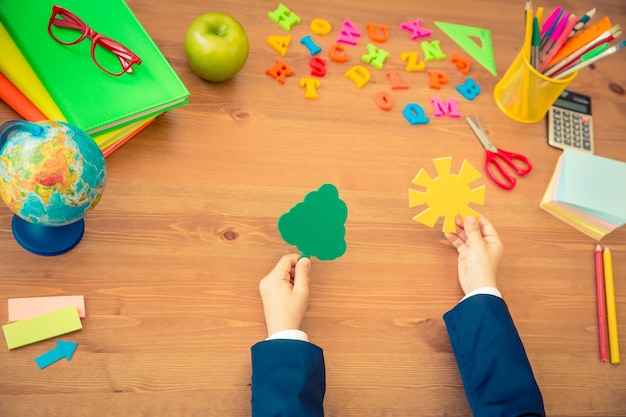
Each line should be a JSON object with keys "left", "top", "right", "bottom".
{"left": 184, "top": 12, "right": 249, "bottom": 82}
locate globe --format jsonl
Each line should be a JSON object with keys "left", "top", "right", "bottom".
{"left": 0, "top": 120, "right": 106, "bottom": 256}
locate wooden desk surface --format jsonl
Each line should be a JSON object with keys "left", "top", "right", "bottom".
{"left": 1, "top": 0, "right": 625, "bottom": 415}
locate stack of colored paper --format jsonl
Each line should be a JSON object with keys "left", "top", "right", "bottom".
{"left": 540, "top": 149, "right": 626, "bottom": 240}
{"left": 0, "top": 0, "right": 189, "bottom": 157}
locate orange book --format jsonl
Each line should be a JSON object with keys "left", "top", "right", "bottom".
{"left": 0, "top": 71, "right": 156, "bottom": 158}
{"left": 0, "top": 72, "right": 47, "bottom": 121}
{"left": 101, "top": 116, "right": 155, "bottom": 158}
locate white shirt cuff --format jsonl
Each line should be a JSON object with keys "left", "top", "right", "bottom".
{"left": 461, "top": 286, "right": 502, "bottom": 302}
{"left": 266, "top": 329, "right": 309, "bottom": 342}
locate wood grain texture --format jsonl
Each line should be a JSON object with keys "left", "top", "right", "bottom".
{"left": 1, "top": 0, "right": 625, "bottom": 415}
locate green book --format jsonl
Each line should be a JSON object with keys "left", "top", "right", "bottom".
{"left": 0, "top": 0, "right": 189, "bottom": 134}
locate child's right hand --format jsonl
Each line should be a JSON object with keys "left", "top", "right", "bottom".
{"left": 444, "top": 215, "right": 504, "bottom": 295}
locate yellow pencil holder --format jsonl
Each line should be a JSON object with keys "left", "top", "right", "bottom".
{"left": 493, "top": 48, "right": 577, "bottom": 124}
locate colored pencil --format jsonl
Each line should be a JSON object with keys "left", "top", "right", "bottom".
{"left": 554, "top": 39, "right": 626, "bottom": 79}
{"left": 570, "top": 7, "right": 598, "bottom": 38}
{"left": 595, "top": 244, "right": 609, "bottom": 362}
{"left": 603, "top": 247, "right": 620, "bottom": 366}
{"left": 544, "top": 25, "right": 622, "bottom": 77}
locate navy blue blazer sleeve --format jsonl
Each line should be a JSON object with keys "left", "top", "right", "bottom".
{"left": 251, "top": 339, "right": 325, "bottom": 417}
{"left": 443, "top": 294, "right": 546, "bottom": 417}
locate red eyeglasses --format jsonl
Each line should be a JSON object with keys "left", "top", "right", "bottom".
{"left": 48, "top": 5, "right": 142, "bottom": 76}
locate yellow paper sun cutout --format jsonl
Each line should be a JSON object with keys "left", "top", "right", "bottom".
{"left": 409, "top": 157, "right": 486, "bottom": 232}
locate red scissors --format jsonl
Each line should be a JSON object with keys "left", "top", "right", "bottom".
{"left": 466, "top": 116, "right": 532, "bottom": 190}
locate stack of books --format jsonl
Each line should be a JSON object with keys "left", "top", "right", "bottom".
{"left": 0, "top": 0, "right": 189, "bottom": 157}
{"left": 540, "top": 149, "right": 626, "bottom": 240}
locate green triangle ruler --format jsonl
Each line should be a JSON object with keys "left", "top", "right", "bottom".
{"left": 435, "top": 21, "right": 497, "bottom": 76}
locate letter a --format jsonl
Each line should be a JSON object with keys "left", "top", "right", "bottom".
{"left": 267, "top": 35, "right": 291, "bottom": 56}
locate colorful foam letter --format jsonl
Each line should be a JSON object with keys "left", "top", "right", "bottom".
{"left": 267, "top": 35, "right": 291, "bottom": 56}
{"left": 329, "top": 43, "right": 349, "bottom": 63}
{"left": 300, "top": 34, "right": 322, "bottom": 55}
{"left": 400, "top": 19, "right": 432, "bottom": 40}
{"left": 430, "top": 98, "right": 461, "bottom": 117}
{"left": 427, "top": 71, "right": 449, "bottom": 89}
{"left": 361, "top": 43, "right": 389, "bottom": 69}
{"left": 386, "top": 71, "right": 410, "bottom": 89}
{"left": 400, "top": 51, "right": 426, "bottom": 72}
{"left": 268, "top": 4, "right": 301, "bottom": 31}
{"left": 309, "top": 57, "right": 327, "bottom": 77}
{"left": 403, "top": 103, "right": 430, "bottom": 125}
{"left": 375, "top": 91, "right": 394, "bottom": 111}
{"left": 365, "top": 23, "right": 389, "bottom": 42}
{"left": 336, "top": 18, "right": 362, "bottom": 45}
{"left": 300, "top": 78, "right": 320, "bottom": 99}
{"left": 266, "top": 59, "right": 294, "bottom": 84}
{"left": 344, "top": 65, "right": 371, "bottom": 88}
{"left": 421, "top": 41, "right": 446, "bottom": 61}
{"left": 456, "top": 77, "right": 481, "bottom": 100}
{"left": 310, "top": 18, "right": 332, "bottom": 36}
{"left": 451, "top": 52, "right": 472, "bottom": 74}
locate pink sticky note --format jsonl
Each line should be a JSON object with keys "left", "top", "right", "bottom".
{"left": 8, "top": 296, "right": 85, "bottom": 322}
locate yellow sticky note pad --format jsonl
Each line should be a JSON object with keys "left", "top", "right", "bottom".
{"left": 3, "top": 307, "right": 82, "bottom": 350}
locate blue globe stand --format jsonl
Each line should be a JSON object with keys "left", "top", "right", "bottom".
{"left": 12, "top": 215, "right": 85, "bottom": 256}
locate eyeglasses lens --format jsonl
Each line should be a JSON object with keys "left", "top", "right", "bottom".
{"left": 94, "top": 39, "right": 131, "bottom": 75}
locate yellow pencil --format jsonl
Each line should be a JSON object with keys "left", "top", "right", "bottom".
{"left": 536, "top": 6, "right": 544, "bottom": 25}
{"left": 603, "top": 247, "right": 620, "bottom": 365}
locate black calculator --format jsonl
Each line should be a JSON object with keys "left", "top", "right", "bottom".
{"left": 547, "top": 90, "right": 594, "bottom": 153}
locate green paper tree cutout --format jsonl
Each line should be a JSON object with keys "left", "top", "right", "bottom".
{"left": 278, "top": 184, "right": 348, "bottom": 260}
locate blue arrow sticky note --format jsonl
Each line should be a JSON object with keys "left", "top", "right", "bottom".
{"left": 35, "top": 340, "right": 78, "bottom": 369}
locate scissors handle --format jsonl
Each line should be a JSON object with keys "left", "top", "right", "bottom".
{"left": 496, "top": 148, "right": 533, "bottom": 176}
{"left": 485, "top": 149, "right": 532, "bottom": 190}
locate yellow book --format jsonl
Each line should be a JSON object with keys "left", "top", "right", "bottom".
{"left": 0, "top": 22, "right": 65, "bottom": 121}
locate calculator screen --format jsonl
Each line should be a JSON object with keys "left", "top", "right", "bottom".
{"left": 554, "top": 98, "right": 590, "bottom": 114}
